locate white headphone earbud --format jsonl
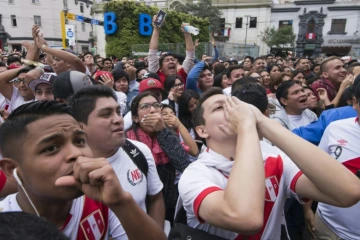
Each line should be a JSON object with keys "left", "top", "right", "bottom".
{"left": 13, "top": 168, "right": 40, "bottom": 217}
{"left": 13, "top": 168, "right": 23, "bottom": 186}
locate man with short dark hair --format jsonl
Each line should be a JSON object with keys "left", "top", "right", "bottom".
{"left": 253, "top": 57, "right": 266, "bottom": 73}
{"left": 69, "top": 85, "right": 166, "bottom": 229}
{"left": 186, "top": 62, "right": 214, "bottom": 94}
{"left": 0, "top": 66, "right": 34, "bottom": 112}
{"left": 82, "top": 52, "right": 95, "bottom": 74}
{"left": 223, "top": 65, "right": 246, "bottom": 95}
{"left": 102, "top": 58, "right": 113, "bottom": 72}
{"left": 149, "top": 15, "right": 194, "bottom": 86}
{"left": 0, "top": 101, "right": 167, "bottom": 240}
{"left": 178, "top": 87, "right": 360, "bottom": 239}
{"left": 272, "top": 80, "right": 317, "bottom": 130}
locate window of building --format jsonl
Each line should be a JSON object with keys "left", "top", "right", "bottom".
{"left": 34, "top": 16, "right": 41, "bottom": 26}
{"left": 279, "top": 20, "right": 292, "bottom": 28}
{"left": 330, "top": 19, "right": 346, "bottom": 34}
{"left": 80, "top": 3, "right": 84, "bottom": 13}
{"left": 32, "top": 0, "right": 39, "bottom": 3}
{"left": 249, "top": 17, "right": 257, "bottom": 28}
{"left": 11, "top": 15, "right": 17, "bottom": 27}
{"left": 235, "top": 17, "right": 242, "bottom": 28}
{"left": 307, "top": 19, "right": 315, "bottom": 33}
{"left": 81, "top": 45, "right": 89, "bottom": 53}
{"left": 81, "top": 22, "right": 85, "bottom": 32}
{"left": 220, "top": 18, "right": 225, "bottom": 29}
{"left": 8, "top": 0, "right": 14, "bottom": 3}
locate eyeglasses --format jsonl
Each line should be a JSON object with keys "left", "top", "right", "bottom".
{"left": 12, "top": 78, "right": 27, "bottom": 85}
{"left": 172, "top": 83, "right": 184, "bottom": 88}
{"left": 138, "top": 102, "right": 163, "bottom": 111}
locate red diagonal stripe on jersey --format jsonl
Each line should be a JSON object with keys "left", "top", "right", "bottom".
{"left": 343, "top": 156, "right": 360, "bottom": 174}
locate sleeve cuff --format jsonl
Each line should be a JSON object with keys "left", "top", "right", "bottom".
{"left": 290, "top": 171, "right": 303, "bottom": 193}
{"left": 186, "top": 51, "right": 195, "bottom": 58}
{"left": 149, "top": 49, "right": 158, "bottom": 55}
{"left": 193, "top": 186, "right": 222, "bottom": 223}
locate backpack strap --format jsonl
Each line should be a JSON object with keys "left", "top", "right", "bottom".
{"left": 122, "top": 139, "right": 149, "bottom": 178}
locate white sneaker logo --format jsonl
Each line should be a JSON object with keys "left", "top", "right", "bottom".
{"left": 130, "top": 148, "right": 139, "bottom": 158}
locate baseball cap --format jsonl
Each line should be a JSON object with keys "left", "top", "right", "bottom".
{"left": 93, "top": 71, "right": 113, "bottom": 82}
{"left": 29, "top": 73, "right": 56, "bottom": 92}
{"left": 52, "top": 71, "right": 93, "bottom": 100}
{"left": 139, "top": 78, "right": 163, "bottom": 93}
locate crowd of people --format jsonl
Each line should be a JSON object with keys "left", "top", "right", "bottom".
{"left": 0, "top": 17, "right": 359, "bottom": 240}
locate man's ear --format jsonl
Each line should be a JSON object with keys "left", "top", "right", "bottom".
{"left": 280, "top": 97, "right": 288, "bottom": 107}
{"left": 321, "top": 71, "right": 329, "bottom": 79}
{"left": 78, "top": 121, "right": 86, "bottom": 130}
{"left": 0, "top": 158, "right": 18, "bottom": 184}
{"left": 352, "top": 96, "right": 357, "bottom": 109}
{"left": 195, "top": 125, "right": 209, "bottom": 139}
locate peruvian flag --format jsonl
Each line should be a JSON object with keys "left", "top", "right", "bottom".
{"left": 80, "top": 210, "right": 106, "bottom": 240}
{"left": 221, "top": 28, "right": 231, "bottom": 37}
{"left": 306, "top": 33, "right": 316, "bottom": 40}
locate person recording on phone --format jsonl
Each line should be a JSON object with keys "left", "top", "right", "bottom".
{"left": 148, "top": 12, "right": 195, "bottom": 87}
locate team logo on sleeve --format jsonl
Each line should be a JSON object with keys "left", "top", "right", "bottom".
{"left": 80, "top": 210, "right": 105, "bottom": 240}
{"left": 265, "top": 176, "right": 279, "bottom": 202}
{"left": 127, "top": 168, "right": 144, "bottom": 186}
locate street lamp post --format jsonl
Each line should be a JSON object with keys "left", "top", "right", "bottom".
{"left": 245, "top": 15, "right": 251, "bottom": 47}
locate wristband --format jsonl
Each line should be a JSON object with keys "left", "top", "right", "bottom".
{"left": 41, "top": 44, "right": 47, "bottom": 51}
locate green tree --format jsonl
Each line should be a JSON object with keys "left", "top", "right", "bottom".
{"left": 175, "top": 0, "right": 222, "bottom": 32}
{"left": 260, "top": 26, "right": 296, "bottom": 48}
{"left": 103, "top": 1, "right": 209, "bottom": 58}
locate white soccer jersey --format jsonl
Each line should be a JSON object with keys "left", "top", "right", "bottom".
{"left": 0, "top": 194, "right": 128, "bottom": 240}
{"left": 107, "top": 139, "right": 163, "bottom": 212}
{"left": 317, "top": 117, "right": 360, "bottom": 240}
{"left": 178, "top": 141, "right": 304, "bottom": 240}
{"left": 8, "top": 86, "right": 33, "bottom": 112}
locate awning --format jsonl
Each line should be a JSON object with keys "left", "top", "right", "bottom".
{"left": 321, "top": 46, "right": 351, "bottom": 55}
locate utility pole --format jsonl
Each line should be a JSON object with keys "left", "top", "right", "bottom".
{"left": 244, "top": 15, "right": 251, "bottom": 48}
{"left": 61, "top": 0, "right": 69, "bottom": 48}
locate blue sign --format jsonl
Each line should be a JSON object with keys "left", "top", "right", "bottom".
{"left": 104, "top": 12, "right": 117, "bottom": 35}
{"left": 67, "top": 29, "right": 74, "bottom": 38}
{"left": 139, "top": 14, "right": 152, "bottom": 36}
{"left": 76, "top": 15, "right": 84, "bottom": 22}
{"left": 104, "top": 12, "right": 154, "bottom": 36}
{"left": 91, "top": 19, "right": 99, "bottom": 25}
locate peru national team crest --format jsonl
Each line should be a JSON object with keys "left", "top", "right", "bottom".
{"left": 80, "top": 210, "right": 106, "bottom": 240}
{"left": 265, "top": 176, "right": 279, "bottom": 202}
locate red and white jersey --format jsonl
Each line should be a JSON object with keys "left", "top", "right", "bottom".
{"left": 318, "top": 117, "right": 360, "bottom": 240}
{"left": 0, "top": 193, "right": 128, "bottom": 240}
{"left": 107, "top": 139, "right": 163, "bottom": 212}
{"left": 178, "top": 141, "right": 304, "bottom": 240}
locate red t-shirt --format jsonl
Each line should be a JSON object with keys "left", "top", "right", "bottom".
{"left": 157, "top": 68, "right": 188, "bottom": 87}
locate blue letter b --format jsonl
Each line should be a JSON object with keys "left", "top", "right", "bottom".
{"left": 104, "top": 12, "right": 117, "bottom": 35}
{"left": 139, "top": 14, "right": 152, "bottom": 36}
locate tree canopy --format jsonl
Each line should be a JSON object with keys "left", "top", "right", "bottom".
{"left": 175, "top": 0, "right": 222, "bottom": 32}
{"left": 260, "top": 26, "right": 296, "bottom": 48}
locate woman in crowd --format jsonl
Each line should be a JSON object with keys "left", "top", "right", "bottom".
{"left": 268, "top": 64, "right": 283, "bottom": 80}
{"left": 260, "top": 70, "right": 271, "bottom": 89}
{"left": 178, "top": 90, "right": 200, "bottom": 138}
{"left": 162, "top": 75, "right": 185, "bottom": 116}
{"left": 213, "top": 72, "right": 230, "bottom": 89}
{"left": 292, "top": 70, "right": 306, "bottom": 84}
{"left": 126, "top": 92, "right": 189, "bottom": 223}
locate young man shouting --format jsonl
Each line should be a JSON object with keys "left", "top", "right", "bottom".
{"left": 178, "top": 87, "right": 360, "bottom": 239}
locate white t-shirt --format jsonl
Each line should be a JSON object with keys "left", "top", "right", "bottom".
{"left": 317, "top": 117, "right": 360, "bottom": 240}
{"left": 223, "top": 87, "right": 231, "bottom": 96}
{"left": 114, "top": 91, "right": 127, "bottom": 116}
{"left": 107, "top": 139, "right": 163, "bottom": 212}
{"left": 287, "top": 110, "right": 317, "bottom": 129}
{"left": 8, "top": 86, "right": 33, "bottom": 112}
{"left": 178, "top": 141, "right": 304, "bottom": 240}
{"left": 0, "top": 194, "right": 127, "bottom": 240}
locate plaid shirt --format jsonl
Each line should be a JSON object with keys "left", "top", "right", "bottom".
{"left": 311, "top": 78, "right": 338, "bottom": 101}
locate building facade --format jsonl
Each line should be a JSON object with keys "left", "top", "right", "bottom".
{"left": 271, "top": 0, "right": 360, "bottom": 58}
{"left": 0, "top": 0, "right": 95, "bottom": 53}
